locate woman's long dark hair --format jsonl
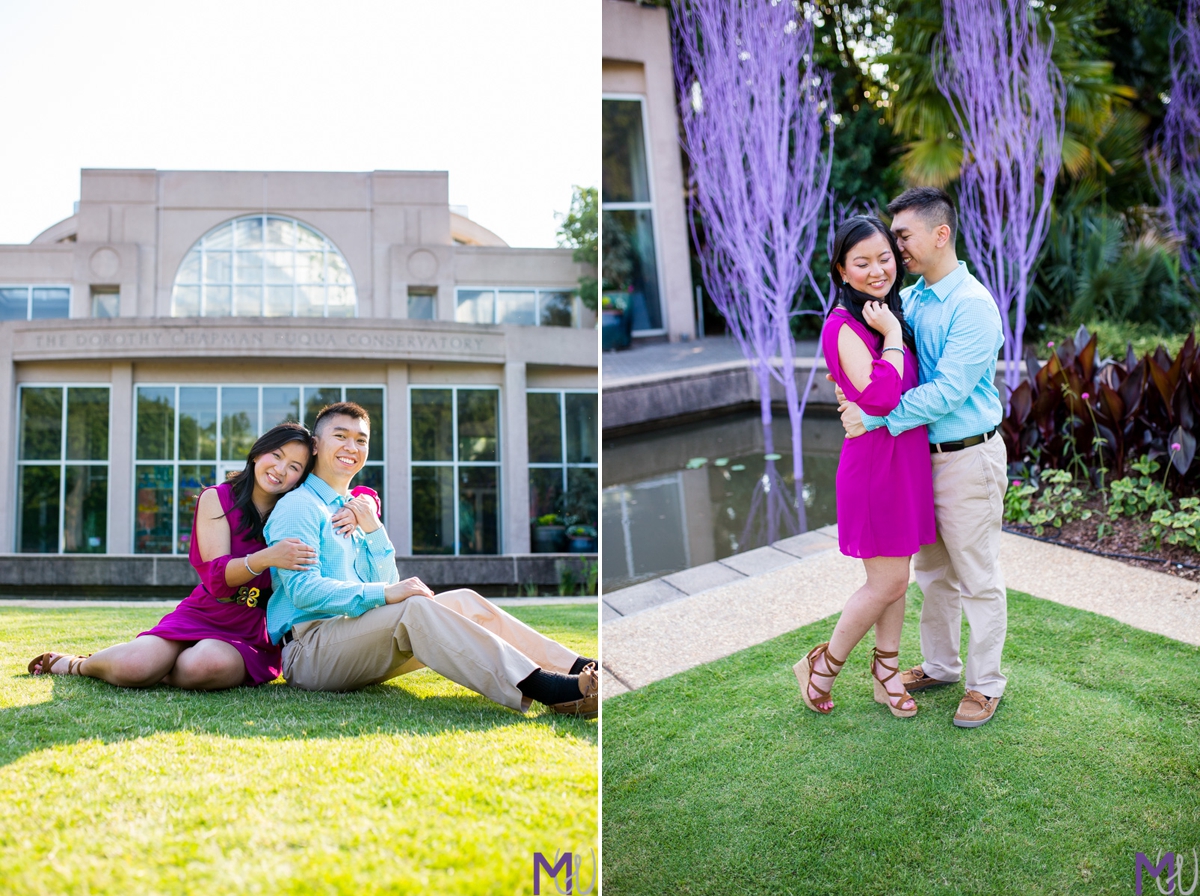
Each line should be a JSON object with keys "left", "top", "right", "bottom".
{"left": 224, "top": 422, "right": 315, "bottom": 543}
{"left": 829, "top": 215, "right": 918, "bottom": 359}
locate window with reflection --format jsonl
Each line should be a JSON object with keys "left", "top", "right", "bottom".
{"left": 408, "top": 289, "right": 436, "bottom": 320}
{"left": 410, "top": 386, "right": 500, "bottom": 555}
{"left": 0, "top": 286, "right": 71, "bottom": 321}
{"left": 454, "top": 288, "right": 583, "bottom": 327}
{"left": 134, "top": 384, "right": 384, "bottom": 554}
{"left": 527, "top": 390, "right": 597, "bottom": 541}
{"left": 16, "top": 385, "right": 110, "bottom": 553}
{"left": 603, "top": 96, "right": 663, "bottom": 332}
{"left": 171, "top": 215, "right": 356, "bottom": 318}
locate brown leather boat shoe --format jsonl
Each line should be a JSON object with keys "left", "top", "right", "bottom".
{"left": 953, "top": 690, "right": 1001, "bottom": 728}
{"left": 900, "top": 665, "right": 955, "bottom": 691}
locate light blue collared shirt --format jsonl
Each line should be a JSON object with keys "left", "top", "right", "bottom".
{"left": 264, "top": 473, "right": 399, "bottom": 644}
{"left": 860, "top": 261, "right": 1004, "bottom": 442}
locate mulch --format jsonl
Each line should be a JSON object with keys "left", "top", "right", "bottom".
{"left": 1006, "top": 492, "right": 1200, "bottom": 583}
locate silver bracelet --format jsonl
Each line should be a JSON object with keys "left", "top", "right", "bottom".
{"left": 245, "top": 555, "right": 263, "bottom": 577}
{"left": 881, "top": 346, "right": 905, "bottom": 355}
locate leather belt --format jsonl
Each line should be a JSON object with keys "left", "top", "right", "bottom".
{"left": 930, "top": 427, "right": 998, "bottom": 454}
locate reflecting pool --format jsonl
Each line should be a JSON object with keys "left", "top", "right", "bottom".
{"left": 602, "top": 411, "right": 846, "bottom": 592}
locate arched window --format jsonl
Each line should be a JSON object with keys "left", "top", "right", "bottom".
{"left": 171, "top": 215, "right": 356, "bottom": 318}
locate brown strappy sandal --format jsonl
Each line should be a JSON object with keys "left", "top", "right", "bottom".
{"left": 871, "top": 648, "right": 917, "bottom": 718}
{"left": 793, "top": 642, "right": 846, "bottom": 714}
{"left": 27, "top": 653, "right": 90, "bottom": 676}
{"left": 551, "top": 662, "right": 599, "bottom": 719}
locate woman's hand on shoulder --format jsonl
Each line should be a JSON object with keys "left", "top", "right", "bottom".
{"left": 862, "top": 300, "right": 901, "bottom": 337}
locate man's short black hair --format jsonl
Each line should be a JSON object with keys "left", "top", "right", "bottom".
{"left": 314, "top": 401, "right": 370, "bottom": 435}
{"left": 887, "top": 187, "right": 957, "bottom": 241}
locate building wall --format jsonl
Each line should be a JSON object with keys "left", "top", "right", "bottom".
{"left": 602, "top": 0, "right": 695, "bottom": 342}
{"left": 0, "top": 169, "right": 597, "bottom": 564}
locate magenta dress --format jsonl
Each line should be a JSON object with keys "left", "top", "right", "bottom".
{"left": 138, "top": 482, "right": 282, "bottom": 685}
{"left": 822, "top": 307, "right": 936, "bottom": 558}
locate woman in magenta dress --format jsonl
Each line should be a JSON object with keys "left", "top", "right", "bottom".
{"left": 794, "top": 216, "right": 936, "bottom": 718}
{"left": 28, "top": 423, "right": 324, "bottom": 689}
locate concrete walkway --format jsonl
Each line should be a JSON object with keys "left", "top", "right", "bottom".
{"left": 600, "top": 528, "right": 1200, "bottom": 699}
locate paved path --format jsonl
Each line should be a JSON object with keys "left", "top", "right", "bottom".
{"left": 600, "top": 528, "right": 1200, "bottom": 699}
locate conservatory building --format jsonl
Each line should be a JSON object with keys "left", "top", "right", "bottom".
{"left": 0, "top": 169, "right": 597, "bottom": 593}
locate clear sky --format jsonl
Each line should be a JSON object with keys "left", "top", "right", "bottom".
{"left": 0, "top": 0, "right": 598, "bottom": 248}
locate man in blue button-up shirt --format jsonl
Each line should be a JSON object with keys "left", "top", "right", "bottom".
{"left": 837, "top": 188, "right": 1008, "bottom": 728}
{"left": 264, "top": 402, "right": 597, "bottom": 716}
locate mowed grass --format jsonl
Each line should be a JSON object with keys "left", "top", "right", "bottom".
{"left": 603, "top": 588, "right": 1200, "bottom": 895}
{"left": 0, "top": 603, "right": 597, "bottom": 896}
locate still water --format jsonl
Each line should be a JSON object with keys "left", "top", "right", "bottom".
{"left": 602, "top": 411, "right": 846, "bottom": 593}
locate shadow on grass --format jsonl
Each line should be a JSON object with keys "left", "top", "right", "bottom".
{"left": 602, "top": 587, "right": 1200, "bottom": 896}
{"left": 0, "top": 604, "right": 597, "bottom": 769}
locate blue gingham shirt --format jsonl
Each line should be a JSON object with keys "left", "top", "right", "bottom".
{"left": 860, "top": 261, "right": 1004, "bottom": 443}
{"left": 264, "top": 473, "right": 398, "bottom": 644}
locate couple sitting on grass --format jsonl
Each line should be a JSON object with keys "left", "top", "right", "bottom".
{"left": 794, "top": 187, "right": 1007, "bottom": 729}
{"left": 28, "top": 401, "right": 598, "bottom": 719}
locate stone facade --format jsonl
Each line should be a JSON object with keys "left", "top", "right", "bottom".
{"left": 0, "top": 169, "right": 597, "bottom": 584}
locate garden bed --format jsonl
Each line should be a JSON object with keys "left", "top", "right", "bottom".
{"left": 1005, "top": 490, "right": 1200, "bottom": 581}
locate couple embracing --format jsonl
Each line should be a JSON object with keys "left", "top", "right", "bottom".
{"left": 29, "top": 402, "right": 598, "bottom": 718}
{"left": 794, "top": 187, "right": 1009, "bottom": 729}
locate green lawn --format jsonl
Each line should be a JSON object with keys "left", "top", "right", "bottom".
{"left": 0, "top": 603, "right": 596, "bottom": 896}
{"left": 602, "top": 588, "right": 1200, "bottom": 895}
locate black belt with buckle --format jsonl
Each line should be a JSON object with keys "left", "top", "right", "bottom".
{"left": 930, "top": 427, "right": 998, "bottom": 454}
{"left": 280, "top": 629, "right": 295, "bottom": 646}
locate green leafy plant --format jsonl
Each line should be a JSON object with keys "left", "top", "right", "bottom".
{"left": 1148, "top": 497, "right": 1200, "bottom": 552}
{"left": 1107, "top": 457, "right": 1173, "bottom": 519}
{"left": 1003, "top": 479, "right": 1039, "bottom": 524}
{"left": 581, "top": 559, "right": 598, "bottom": 596}
{"left": 1027, "top": 470, "right": 1093, "bottom": 535}
{"left": 536, "top": 514, "right": 561, "bottom": 527}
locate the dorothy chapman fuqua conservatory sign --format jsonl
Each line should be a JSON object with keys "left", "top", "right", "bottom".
{"left": 11, "top": 323, "right": 506, "bottom": 361}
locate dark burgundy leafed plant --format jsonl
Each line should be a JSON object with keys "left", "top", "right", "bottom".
{"left": 1002, "top": 327, "right": 1200, "bottom": 491}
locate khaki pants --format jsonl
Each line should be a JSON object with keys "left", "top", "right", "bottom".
{"left": 281, "top": 589, "right": 580, "bottom": 712}
{"left": 914, "top": 434, "right": 1008, "bottom": 698}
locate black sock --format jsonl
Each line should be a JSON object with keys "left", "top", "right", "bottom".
{"left": 518, "top": 668, "right": 583, "bottom": 705}
{"left": 569, "top": 656, "right": 597, "bottom": 675}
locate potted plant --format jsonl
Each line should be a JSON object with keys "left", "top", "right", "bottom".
{"left": 532, "top": 513, "right": 567, "bottom": 553}
{"left": 566, "top": 524, "right": 597, "bottom": 553}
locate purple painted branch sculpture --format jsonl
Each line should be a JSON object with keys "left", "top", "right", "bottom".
{"left": 672, "top": 0, "right": 834, "bottom": 489}
{"left": 934, "top": 0, "right": 1066, "bottom": 401}
{"left": 1151, "top": 0, "right": 1200, "bottom": 286}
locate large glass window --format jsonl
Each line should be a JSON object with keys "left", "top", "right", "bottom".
{"left": 527, "top": 390, "right": 597, "bottom": 536}
{"left": 16, "top": 386, "right": 110, "bottom": 553}
{"left": 0, "top": 286, "right": 71, "bottom": 321}
{"left": 170, "top": 215, "right": 356, "bottom": 318}
{"left": 134, "top": 384, "right": 385, "bottom": 554}
{"left": 455, "top": 288, "right": 583, "bottom": 327}
{"left": 410, "top": 387, "right": 501, "bottom": 555}
{"left": 602, "top": 96, "right": 663, "bottom": 333}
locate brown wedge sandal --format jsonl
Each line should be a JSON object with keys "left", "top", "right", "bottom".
{"left": 27, "top": 653, "right": 90, "bottom": 676}
{"left": 871, "top": 648, "right": 917, "bottom": 718}
{"left": 794, "top": 642, "right": 846, "bottom": 714}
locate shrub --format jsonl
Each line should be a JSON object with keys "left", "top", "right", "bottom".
{"left": 1000, "top": 325, "right": 1200, "bottom": 488}
{"left": 1026, "top": 470, "right": 1092, "bottom": 535}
